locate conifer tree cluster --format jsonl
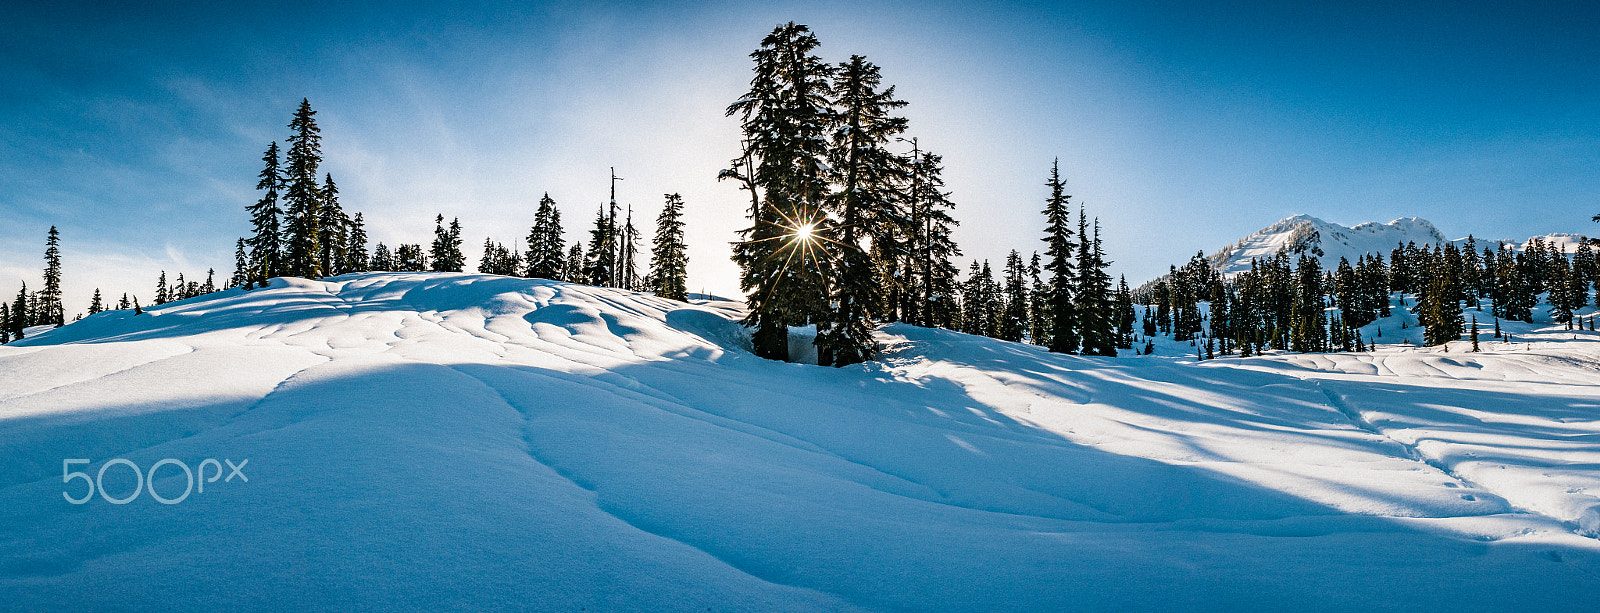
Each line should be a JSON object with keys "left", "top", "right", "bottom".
{"left": 240, "top": 99, "right": 370, "bottom": 287}
{"left": 726, "top": 23, "right": 972, "bottom": 365}
{"left": 1132, "top": 235, "right": 1600, "bottom": 355}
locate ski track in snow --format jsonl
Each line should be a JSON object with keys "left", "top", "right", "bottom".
{"left": 3, "top": 272, "right": 1600, "bottom": 611}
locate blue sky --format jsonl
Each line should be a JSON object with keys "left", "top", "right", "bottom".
{"left": 4, "top": 0, "right": 1598, "bottom": 312}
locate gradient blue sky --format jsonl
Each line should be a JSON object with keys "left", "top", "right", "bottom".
{"left": 4, "top": 1, "right": 1598, "bottom": 312}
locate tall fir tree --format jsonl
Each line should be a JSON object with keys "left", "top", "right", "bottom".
{"left": 1040, "top": 160, "right": 1078, "bottom": 354}
{"left": 247, "top": 141, "right": 285, "bottom": 286}
{"left": 318, "top": 173, "right": 349, "bottom": 276}
{"left": 155, "top": 271, "right": 169, "bottom": 305}
{"left": 231, "top": 238, "right": 250, "bottom": 288}
{"left": 41, "top": 226, "right": 64, "bottom": 326}
{"left": 726, "top": 22, "right": 835, "bottom": 361}
{"left": 906, "top": 149, "right": 962, "bottom": 330}
{"left": 564, "top": 243, "right": 586, "bottom": 285}
{"left": 647, "top": 193, "right": 690, "bottom": 301}
{"left": 816, "top": 54, "right": 908, "bottom": 366}
{"left": 582, "top": 204, "right": 618, "bottom": 286}
{"left": 281, "top": 99, "right": 324, "bottom": 278}
{"left": 998, "top": 250, "right": 1029, "bottom": 342}
{"left": 525, "top": 193, "right": 566, "bottom": 279}
{"left": 88, "top": 288, "right": 104, "bottom": 315}
{"left": 430, "top": 215, "right": 465, "bottom": 272}
{"left": 1078, "top": 219, "right": 1117, "bottom": 356}
{"left": 370, "top": 242, "right": 394, "bottom": 271}
{"left": 346, "top": 212, "right": 369, "bottom": 273}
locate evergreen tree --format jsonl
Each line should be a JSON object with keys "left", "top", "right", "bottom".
{"left": 564, "top": 243, "right": 586, "bottom": 284}
{"left": 525, "top": 193, "right": 566, "bottom": 279}
{"left": 118, "top": 293, "right": 130, "bottom": 310}
{"left": 1028, "top": 252, "right": 1049, "bottom": 344}
{"left": 430, "top": 215, "right": 465, "bottom": 272}
{"left": 998, "top": 251, "right": 1029, "bottom": 342}
{"left": 155, "top": 272, "right": 169, "bottom": 305}
{"left": 1078, "top": 219, "right": 1117, "bottom": 356}
{"left": 1290, "top": 256, "right": 1327, "bottom": 352}
{"left": 0, "top": 302, "right": 8, "bottom": 343}
{"left": 396, "top": 244, "right": 428, "bottom": 271}
{"left": 10, "top": 283, "right": 26, "bottom": 339}
{"left": 1040, "top": 160, "right": 1077, "bottom": 354}
{"left": 247, "top": 141, "right": 285, "bottom": 285}
{"left": 41, "top": 226, "right": 64, "bottom": 326}
{"left": 231, "top": 238, "right": 250, "bottom": 288}
{"left": 371, "top": 242, "right": 394, "bottom": 271}
{"left": 88, "top": 288, "right": 103, "bottom": 315}
{"left": 816, "top": 54, "right": 908, "bottom": 366}
{"left": 1470, "top": 316, "right": 1480, "bottom": 352}
{"left": 201, "top": 269, "right": 216, "bottom": 295}
{"left": 346, "top": 212, "right": 369, "bottom": 272}
{"left": 727, "top": 22, "right": 835, "bottom": 361}
{"left": 647, "top": 193, "right": 690, "bottom": 301}
{"left": 281, "top": 100, "right": 324, "bottom": 278}
{"left": 583, "top": 204, "right": 619, "bottom": 286}
{"left": 905, "top": 149, "right": 961, "bottom": 330}
{"left": 318, "top": 173, "right": 348, "bottom": 275}
{"left": 1115, "top": 276, "right": 1135, "bottom": 349}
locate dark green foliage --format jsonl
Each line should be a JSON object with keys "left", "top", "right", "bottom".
{"left": 815, "top": 54, "right": 908, "bottom": 366}
{"left": 396, "top": 244, "right": 429, "bottom": 271}
{"left": 1077, "top": 218, "right": 1117, "bottom": 356}
{"left": 282, "top": 99, "right": 325, "bottom": 279}
{"left": 998, "top": 251, "right": 1028, "bottom": 342}
{"left": 371, "top": 243, "right": 395, "bottom": 271}
{"left": 41, "top": 226, "right": 64, "bottom": 326}
{"left": 564, "top": 244, "right": 586, "bottom": 284}
{"left": 430, "top": 216, "right": 465, "bottom": 272}
{"left": 232, "top": 238, "right": 250, "bottom": 289}
{"left": 727, "top": 23, "right": 836, "bottom": 361}
{"left": 318, "top": 173, "right": 349, "bottom": 275}
{"left": 1040, "top": 160, "right": 1077, "bottom": 354}
{"left": 647, "top": 193, "right": 690, "bottom": 301}
{"left": 346, "top": 213, "right": 369, "bottom": 273}
{"left": 525, "top": 193, "right": 566, "bottom": 280}
{"left": 477, "top": 238, "right": 522, "bottom": 276}
{"left": 247, "top": 141, "right": 285, "bottom": 285}
{"left": 583, "top": 204, "right": 619, "bottom": 287}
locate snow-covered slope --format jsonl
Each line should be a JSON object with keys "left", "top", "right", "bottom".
{"left": 3, "top": 273, "right": 1600, "bottom": 611}
{"left": 1207, "top": 215, "right": 1449, "bottom": 276}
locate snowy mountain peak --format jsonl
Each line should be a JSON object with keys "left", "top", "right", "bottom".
{"left": 1209, "top": 215, "right": 1450, "bottom": 277}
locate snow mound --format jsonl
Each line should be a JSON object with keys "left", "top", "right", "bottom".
{"left": 3, "top": 272, "right": 1600, "bottom": 611}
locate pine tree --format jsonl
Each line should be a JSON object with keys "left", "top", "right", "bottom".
{"left": 428, "top": 216, "right": 465, "bottom": 272}
{"left": 727, "top": 22, "right": 835, "bottom": 361}
{"left": 583, "top": 205, "right": 618, "bottom": 286}
{"left": 905, "top": 149, "right": 961, "bottom": 330}
{"left": 0, "top": 302, "right": 8, "bottom": 344}
{"left": 247, "top": 141, "right": 285, "bottom": 286}
{"left": 1028, "top": 252, "right": 1049, "bottom": 344}
{"left": 1470, "top": 316, "right": 1480, "bottom": 352}
{"left": 231, "top": 238, "right": 250, "bottom": 288}
{"left": 647, "top": 193, "right": 690, "bottom": 301}
{"left": 1078, "top": 219, "right": 1117, "bottom": 356}
{"left": 1040, "top": 160, "right": 1077, "bottom": 354}
{"left": 346, "top": 212, "right": 369, "bottom": 272}
{"left": 202, "top": 270, "right": 216, "bottom": 294}
{"left": 814, "top": 54, "right": 909, "bottom": 366}
{"left": 155, "top": 272, "right": 169, "bottom": 305}
{"left": 371, "top": 242, "right": 394, "bottom": 271}
{"left": 397, "top": 244, "right": 428, "bottom": 271}
{"left": 564, "top": 243, "right": 586, "bottom": 284}
{"left": 525, "top": 193, "right": 566, "bottom": 279}
{"left": 318, "top": 173, "right": 348, "bottom": 275}
{"left": 41, "top": 226, "right": 64, "bottom": 326}
{"left": 282, "top": 100, "right": 324, "bottom": 278}
{"left": 86, "top": 288, "right": 102, "bottom": 315}
{"left": 998, "top": 251, "right": 1029, "bottom": 342}
{"left": 10, "top": 283, "right": 26, "bottom": 339}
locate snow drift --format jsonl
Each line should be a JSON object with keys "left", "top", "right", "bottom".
{"left": 2, "top": 272, "right": 1599, "bottom": 611}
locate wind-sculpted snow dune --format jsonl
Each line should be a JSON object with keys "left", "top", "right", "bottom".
{"left": 2, "top": 272, "right": 1598, "bottom": 611}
